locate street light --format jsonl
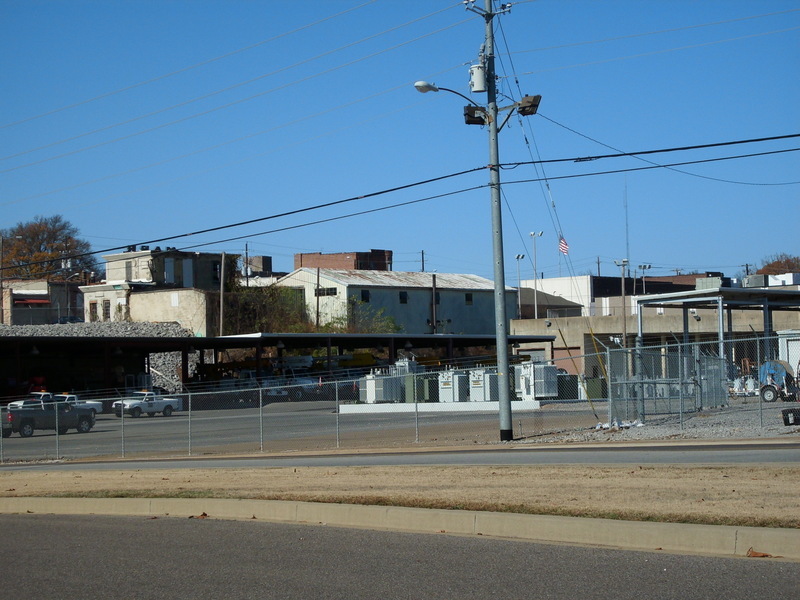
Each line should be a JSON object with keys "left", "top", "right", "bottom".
{"left": 638, "top": 264, "right": 651, "bottom": 294}
{"left": 413, "top": 81, "right": 480, "bottom": 106}
{"left": 515, "top": 254, "right": 525, "bottom": 319}
{"left": 414, "top": 1, "right": 541, "bottom": 442}
{"left": 530, "top": 231, "right": 543, "bottom": 319}
{"left": 614, "top": 259, "right": 629, "bottom": 347}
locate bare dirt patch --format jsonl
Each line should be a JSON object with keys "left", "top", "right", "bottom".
{"left": 2, "top": 464, "right": 798, "bottom": 528}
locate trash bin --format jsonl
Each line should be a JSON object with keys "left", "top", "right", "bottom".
{"left": 781, "top": 408, "right": 800, "bottom": 426}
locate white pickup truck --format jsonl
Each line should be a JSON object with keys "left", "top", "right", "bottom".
{"left": 113, "top": 391, "right": 182, "bottom": 418}
{"left": 54, "top": 394, "right": 104, "bottom": 417}
{"left": 7, "top": 391, "right": 54, "bottom": 410}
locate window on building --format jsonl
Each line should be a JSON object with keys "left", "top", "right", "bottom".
{"left": 164, "top": 257, "right": 175, "bottom": 284}
{"left": 399, "top": 291, "right": 408, "bottom": 304}
{"left": 361, "top": 289, "right": 370, "bottom": 303}
{"left": 183, "top": 258, "right": 194, "bottom": 288}
{"left": 102, "top": 299, "right": 111, "bottom": 321}
{"left": 89, "top": 302, "right": 98, "bottom": 322}
{"left": 314, "top": 287, "right": 337, "bottom": 297}
{"left": 465, "top": 293, "right": 473, "bottom": 306}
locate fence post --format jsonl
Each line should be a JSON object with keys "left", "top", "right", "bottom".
{"left": 414, "top": 372, "right": 419, "bottom": 444}
{"left": 259, "top": 386, "right": 264, "bottom": 453}
{"left": 120, "top": 395, "right": 125, "bottom": 458}
{"left": 335, "top": 383, "right": 340, "bottom": 449}
{"left": 606, "top": 347, "right": 613, "bottom": 426}
{"left": 187, "top": 390, "right": 192, "bottom": 457}
{"left": 55, "top": 399, "right": 61, "bottom": 460}
{"left": 757, "top": 338, "right": 763, "bottom": 427}
{"left": 678, "top": 344, "right": 684, "bottom": 430}
{"left": 635, "top": 337, "right": 646, "bottom": 424}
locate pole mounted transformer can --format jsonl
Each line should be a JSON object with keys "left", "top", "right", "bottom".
{"left": 469, "top": 64, "right": 486, "bottom": 93}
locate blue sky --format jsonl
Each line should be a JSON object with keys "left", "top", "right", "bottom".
{"left": 2, "top": 0, "right": 798, "bottom": 283}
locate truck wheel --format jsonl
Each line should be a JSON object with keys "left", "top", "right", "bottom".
{"left": 77, "top": 418, "right": 92, "bottom": 433}
{"left": 761, "top": 385, "right": 779, "bottom": 403}
{"left": 162, "top": 405, "right": 173, "bottom": 417}
{"left": 57, "top": 427, "right": 69, "bottom": 435}
{"left": 131, "top": 407, "right": 142, "bottom": 418}
{"left": 19, "top": 422, "right": 34, "bottom": 438}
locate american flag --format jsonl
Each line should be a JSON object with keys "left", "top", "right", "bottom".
{"left": 558, "top": 236, "right": 569, "bottom": 255}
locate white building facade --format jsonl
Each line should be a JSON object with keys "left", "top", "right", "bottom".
{"left": 276, "top": 268, "right": 518, "bottom": 335}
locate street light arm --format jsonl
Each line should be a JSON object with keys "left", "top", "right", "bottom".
{"left": 437, "top": 86, "right": 482, "bottom": 107}
{"left": 414, "top": 81, "right": 481, "bottom": 107}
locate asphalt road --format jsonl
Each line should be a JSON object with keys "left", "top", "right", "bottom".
{"left": 1, "top": 513, "right": 797, "bottom": 600}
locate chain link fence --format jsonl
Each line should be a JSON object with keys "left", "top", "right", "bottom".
{"left": 1, "top": 335, "right": 797, "bottom": 462}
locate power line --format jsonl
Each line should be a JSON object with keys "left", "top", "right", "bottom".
{"left": 537, "top": 116, "right": 800, "bottom": 185}
{"left": 503, "top": 132, "right": 800, "bottom": 167}
{"left": 3, "top": 141, "right": 795, "bottom": 274}
{"left": 501, "top": 147, "right": 800, "bottom": 187}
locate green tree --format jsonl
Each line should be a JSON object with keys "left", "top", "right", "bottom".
{"left": 756, "top": 253, "right": 800, "bottom": 275}
{"left": 1, "top": 215, "right": 98, "bottom": 280}
{"left": 321, "top": 298, "right": 402, "bottom": 334}
{"left": 223, "top": 285, "right": 313, "bottom": 334}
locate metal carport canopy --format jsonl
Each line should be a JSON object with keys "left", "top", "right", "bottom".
{"left": 0, "top": 332, "right": 556, "bottom": 393}
{"left": 634, "top": 287, "right": 800, "bottom": 348}
{"left": 221, "top": 332, "right": 555, "bottom": 356}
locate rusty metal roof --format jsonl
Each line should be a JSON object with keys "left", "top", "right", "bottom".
{"left": 292, "top": 268, "right": 511, "bottom": 290}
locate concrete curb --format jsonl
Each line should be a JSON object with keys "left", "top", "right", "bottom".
{"left": 1, "top": 497, "right": 798, "bottom": 560}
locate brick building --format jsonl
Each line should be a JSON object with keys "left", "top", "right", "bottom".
{"left": 294, "top": 249, "right": 392, "bottom": 271}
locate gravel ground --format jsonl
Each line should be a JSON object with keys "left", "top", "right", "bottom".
{"left": 533, "top": 400, "right": 800, "bottom": 444}
{"left": 0, "top": 321, "right": 192, "bottom": 338}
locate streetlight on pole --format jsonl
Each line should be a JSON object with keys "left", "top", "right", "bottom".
{"left": 515, "top": 254, "right": 525, "bottom": 319}
{"left": 530, "top": 231, "right": 543, "bottom": 319}
{"left": 614, "top": 259, "right": 629, "bottom": 347}
{"left": 415, "top": 0, "right": 541, "bottom": 442}
{"left": 638, "top": 264, "right": 651, "bottom": 295}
